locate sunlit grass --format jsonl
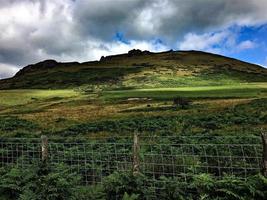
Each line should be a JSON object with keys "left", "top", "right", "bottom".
{"left": 0, "top": 89, "right": 80, "bottom": 106}
{"left": 102, "top": 83, "right": 267, "bottom": 100}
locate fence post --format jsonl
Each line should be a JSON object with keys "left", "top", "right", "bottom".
{"left": 41, "top": 135, "right": 48, "bottom": 163}
{"left": 133, "top": 132, "right": 140, "bottom": 175}
{"left": 261, "top": 131, "right": 267, "bottom": 177}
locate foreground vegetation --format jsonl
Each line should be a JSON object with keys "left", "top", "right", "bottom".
{"left": 0, "top": 163, "right": 266, "bottom": 200}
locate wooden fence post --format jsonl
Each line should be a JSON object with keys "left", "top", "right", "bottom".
{"left": 261, "top": 131, "right": 267, "bottom": 177}
{"left": 41, "top": 135, "right": 48, "bottom": 163}
{"left": 133, "top": 132, "right": 140, "bottom": 175}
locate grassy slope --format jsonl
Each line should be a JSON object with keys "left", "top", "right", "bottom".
{"left": 102, "top": 84, "right": 267, "bottom": 100}
{"left": 0, "top": 50, "right": 267, "bottom": 137}
{"left": 0, "top": 89, "right": 79, "bottom": 106}
{"left": 1, "top": 50, "right": 267, "bottom": 89}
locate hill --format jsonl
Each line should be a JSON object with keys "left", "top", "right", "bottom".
{"left": 0, "top": 49, "right": 267, "bottom": 140}
{"left": 1, "top": 50, "right": 267, "bottom": 89}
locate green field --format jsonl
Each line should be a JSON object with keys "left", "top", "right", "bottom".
{"left": 103, "top": 83, "right": 267, "bottom": 100}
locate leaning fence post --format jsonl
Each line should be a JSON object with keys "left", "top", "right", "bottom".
{"left": 41, "top": 135, "right": 48, "bottom": 163}
{"left": 133, "top": 132, "right": 140, "bottom": 175}
{"left": 261, "top": 131, "right": 267, "bottom": 177}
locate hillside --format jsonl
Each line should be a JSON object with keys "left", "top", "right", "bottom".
{"left": 1, "top": 50, "right": 267, "bottom": 181}
{"left": 1, "top": 50, "right": 267, "bottom": 89}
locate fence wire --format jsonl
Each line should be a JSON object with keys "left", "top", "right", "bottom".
{"left": 0, "top": 135, "right": 263, "bottom": 197}
{"left": 140, "top": 135, "right": 262, "bottom": 181}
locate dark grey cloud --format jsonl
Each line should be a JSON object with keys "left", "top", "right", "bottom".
{"left": 71, "top": 0, "right": 267, "bottom": 41}
{"left": 72, "top": 0, "right": 155, "bottom": 41}
{"left": 0, "top": 0, "right": 267, "bottom": 79}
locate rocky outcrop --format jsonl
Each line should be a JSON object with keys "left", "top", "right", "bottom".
{"left": 127, "top": 49, "right": 151, "bottom": 57}
{"left": 100, "top": 49, "right": 152, "bottom": 61}
{"left": 15, "top": 60, "right": 58, "bottom": 77}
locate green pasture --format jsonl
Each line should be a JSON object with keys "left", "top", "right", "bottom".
{"left": 0, "top": 89, "right": 81, "bottom": 106}
{"left": 102, "top": 83, "right": 267, "bottom": 100}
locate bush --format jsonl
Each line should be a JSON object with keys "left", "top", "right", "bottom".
{"left": 173, "top": 97, "right": 191, "bottom": 108}
{"left": 0, "top": 164, "right": 266, "bottom": 200}
{"left": 102, "top": 172, "right": 153, "bottom": 200}
{"left": 152, "top": 174, "right": 267, "bottom": 200}
{"left": 0, "top": 116, "right": 38, "bottom": 132}
{"left": 59, "top": 116, "right": 178, "bottom": 135}
{"left": 0, "top": 163, "right": 83, "bottom": 200}
{"left": 0, "top": 166, "right": 32, "bottom": 199}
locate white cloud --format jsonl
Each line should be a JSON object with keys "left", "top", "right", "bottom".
{"left": 178, "top": 31, "right": 230, "bottom": 52}
{"left": 95, "top": 40, "right": 168, "bottom": 59}
{"left": 236, "top": 40, "right": 257, "bottom": 51}
{"left": 178, "top": 30, "right": 237, "bottom": 54}
{"left": 0, "top": 39, "right": 169, "bottom": 79}
{"left": 67, "top": 39, "right": 169, "bottom": 62}
{"left": 0, "top": 0, "right": 267, "bottom": 79}
{"left": 0, "top": 63, "right": 19, "bottom": 79}
{"left": 178, "top": 30, "right": 257, "bottom": 54}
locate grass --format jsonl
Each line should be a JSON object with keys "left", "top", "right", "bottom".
{"left": 0, "top": 89, "right": 80, "bottom": 106}
{"left": 0, "top": 82, "right": 267, "bottom": 136}
{"left": 124, "top": 71, "right": 265, "bottom": 88}
{"left": 102, "top": 83, "right": 267, "bottom": 100}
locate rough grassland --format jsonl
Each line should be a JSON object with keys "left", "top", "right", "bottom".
{"left": 0, "top": 82, "right": 267, "bottom": 137}
{"left": 1, "top": 50, "right": 267, "bottom": 137}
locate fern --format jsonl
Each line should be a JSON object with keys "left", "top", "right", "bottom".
{"left": 216, "top": 189, "right": 244, "bottom": 200}
{"left": 122, "top": 192, "right": 139, "bottom": 200}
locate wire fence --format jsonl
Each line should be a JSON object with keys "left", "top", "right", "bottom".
{"left": 0, "top": 135, "right": 263, "bottom": 182}
{"left": 0, "top": 134, "right": 264, "bottom": 197}
{"left": 140, "top": 135, "right": 262, "bottom": 179}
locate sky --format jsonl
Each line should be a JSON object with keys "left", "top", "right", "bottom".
{"left": 0, "top": 0, "right": 267, "bottom": 79}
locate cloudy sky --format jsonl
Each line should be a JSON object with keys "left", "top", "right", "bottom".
{"left": 1, "top": 0, "right": 267, "bottom": 79}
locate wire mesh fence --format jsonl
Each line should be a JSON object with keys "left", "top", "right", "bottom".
{"left": 0, "top": 134, "right": 264, "bottom": 191}
{"left": 0, "top": 138, "right": 41, "bottom": 167}
{"left": 139, "top": 135, "right": 262, "bottom": 181}
{"left": 47, "top": 137, "right": 133, "bottom": 184}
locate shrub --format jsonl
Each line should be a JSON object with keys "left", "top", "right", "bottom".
{"left": 0, "top": 164, "right": 266, "bottom": 200}
{"left": 153, "top": 174, "right": 267, "bottom": 200}
{"left": 102, "top": 172, "right": 153, "bottom": 200}
{"left": 0, "top": 166, "right": 32, "bottom": 199}
{"left": 0, "top": 163, "right": 83, "bottom": 200}
{"left": 189, "top": 173, "right": 267, "bottom": 200}
{"left": 173, "top": 97, "right": 191, "bottom": 108}
{"left": 0, "top": 116, "right": 38, "bottom": 132}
